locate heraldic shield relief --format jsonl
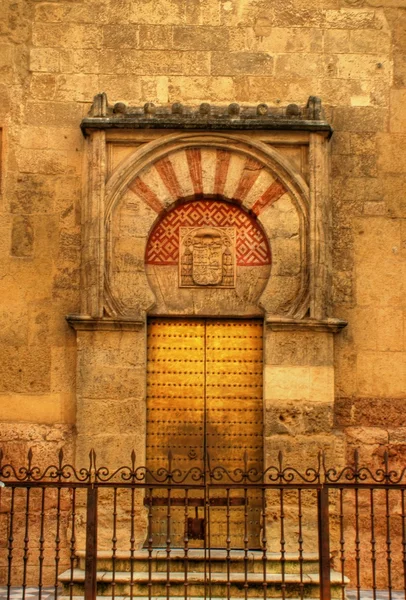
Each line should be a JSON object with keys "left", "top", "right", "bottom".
{"left": 179, "top": 227, "right": 236, "bottom": 288}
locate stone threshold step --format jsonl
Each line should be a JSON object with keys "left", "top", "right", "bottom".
{"left": 60, "top": 597, "right": 322, "bottom": 600}
{"left": 74, "top": 550, "right": 320, "bottom": 562}
{"left": 59, "top": 569, "right": 348, "bottom": 585}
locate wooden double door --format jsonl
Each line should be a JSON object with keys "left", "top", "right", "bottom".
{"left": 146, "top": 318, "right": 264, "bottom": 548}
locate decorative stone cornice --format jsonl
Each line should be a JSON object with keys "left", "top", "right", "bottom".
{"left": 66, "top": 314, "right": 144, "bottom": 331}
{"left": 265, "top": 316, "right": 347, "bottom": 333}
{"left": 81, "top": 93, "right": 333, "bottom": 137}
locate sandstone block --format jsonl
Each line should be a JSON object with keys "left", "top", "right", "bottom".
{"left": 378, "top": 134, "right": 406, "bottom": 173}
{"left": 34, "top": 2, "right": 108, "bottom": 24}
{"left": 11, "top": 215, "right": 34, "bottom": 257}
{"left": 78, "top": 345, "right": 146, "bottom": 370}
{"left": 29, "top": 48, "right": 60, "bottom": 73}
{"left": 333, "top": 107, "right": 387, "bottom": 132}
{"left": 10, "top": 174, "right": 54, "bottom": 214}
{"left": 19, "top": 126, "right": 50, "bottom": 150}
{"left": 76, "top": 432, "right": 146, "bottom": 472}
{"left": 173, "top": 26, "right": 229, "bottom": 50}
{"left": 384, "top": 175, "right": 406, "bottom": 218}
{"left": 350, "top": 29, "right": 391, "bottom": 54}
{"left": 259, "top": 28, "right": 323, "bottom": 53}
{"left": 52, "top": 266, "right": 80, "bottom": 302}
{"left": 238, "top": 76, "right": 290, "bottom": 104}
{"left": 128, "top": 0, "right": 186, "bottom": 25}
{"left": 335, "top": 397, "right": 406, "bottom": 428}
{"left": 140, "top": 76, "right": 169, "bottom": 103}
{"left": 394, "top": 54, "right": 406, "bottom": 88}
{"left": 265, "top": 400, "right": 333, "bottom": 436}
{"left": 0, "top": 83, "right": 11, "bottom": 118}
{"left": 99, "top": 49, "right": 184, "bottom": 75}
{"left": 0, "top": 44, "right": 13, "bottom": 72}
{"left": 51, "top": 346, "right": 76, "bottom": 394}
{"left": 24, "top": 101, "right": 84, "bottom": 128}
{"left": 324, "top": 30, "right": 351, "bottom": 54}
{"left": 0, "top": 346, "right": 51, "bottom": 394}
{"left": 99, "top": 75, "right": 141, "bottom": 103}
{"left": 332, "top": 154, "right": 377, "bottom": 178}
{"left": 336, "top": 54, "right": 389, "bottom": 80}
{"left": 0, "top": 303, "right": 28, "bottom": 347}
{"left": 77, "top": 396, "right": 145, "bottom": 437}
{"left": 254, "top": 9, "right": 326, "bottom": 31}
{"left": 58, "top": 229, "right": 81, "bottom": 263}
{"left": 375, "top": 307, "right": 404, "bottom": 351}
{"left": 211, "top": 52, "right": 273, "bottom": 76}
{"left": 226, "top": 27, "right": 248, "bottom": 52}
{"left": 29, "top": 74, "right": 56, "bottom": 100}
{"left": 79, "top": 364, "right": 145, "bottom": 400}
{"left": 357, "top": 351, "right": 405, "bottom": 397}
{"left": 265, "top": 331, "right": 333, "bottom": 366}
{"left": 390, "top": 90, "right": 406, "bottom": 132}
{"left": 345, "top": 426, "right": 388, "bottom": 447}
{"left": 350, "top": 133, "right": 377, "bottom": 154}
{"left": 17, "top": 148, "right": 68, "bottom": 175}
{"left": 385, "top": 8, "right": 406, "bottom": 52}
{"left": 168, "top": 76, "right": 234, "bottom": 102}
{"left": 55, "top": 74, "right": 99, "bottom": 102}
{"left": 331, "top": 132, "right": 351, "bottom": 155}
{"left": 265, "top": 432, "right": 345, "bottom": 467}
{"left": 264, "top": 365, "right": 334, "bottom": 403}
{"left": 76, "top": 328, "right": 146, "bottom": 355}
{"left": 325, "top": 9, "right": 378, "bottom": 30}
{"left": 354, "top": 217, "right": 403, "bottom": 306}
{"left": 139, "top": 25, "right": 172, "bottom": 49}
{"left": 332, "top": 271, "right": 353, "bottom": 305}
{"left": 346, "top": 307, "right": 376, "bottom": 350}
{"left": 33, "top": 23, "right": 102, "bottom": 49}
{"left": 363, "top": 201, "right": 385, "bottom": 216}
{"left": 59, "top": 49, "right": 100, "bottom": 74}
{"left": 183, "top": 51, "right": 211, "bottom": 76}
{"left": 276, "top": 54, "right": 335, "bottom": 78}
{"left": 0, "top": 393, "right": 75, "bottom": 425}
{"left": 102, "top": 24, "right": 139, "bottom": 48}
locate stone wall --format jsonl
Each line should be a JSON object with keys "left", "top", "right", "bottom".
{"left": 0, "top": 0, "right": 405, "bottom": 467}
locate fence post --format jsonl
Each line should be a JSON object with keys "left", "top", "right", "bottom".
{"left": 318, "top": 486, "right": 331, "bottom": 600}
{"left": 84, "top": 485, "right": 98, "bottom": 600}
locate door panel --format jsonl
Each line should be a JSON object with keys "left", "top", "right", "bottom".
{"left": 147, "top": 319, "right": 205, "bottom": 472}
{"left": 205, "top": 320, "right": 263, "bottom": 470}
{"left": 146, "top": 318, "right": 263, "bottom": 548}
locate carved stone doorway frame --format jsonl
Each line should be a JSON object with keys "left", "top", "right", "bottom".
{"left": 67, "top": 98, "right": 346, "bottom": 551}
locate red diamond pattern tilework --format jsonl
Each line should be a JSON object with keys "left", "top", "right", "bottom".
{"left": 146, "top": 200, "right": 271, "bottom": 266}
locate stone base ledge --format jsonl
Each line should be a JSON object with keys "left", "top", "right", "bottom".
{"left": 265, "top": 316, "right": 347, "bottom": 333}
{"left": 66, "top": 314, "right": 144, "bottom": 331}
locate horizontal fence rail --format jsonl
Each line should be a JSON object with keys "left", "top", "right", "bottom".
{"left": 1, "top": 449, "right": 406, "bottom": 600}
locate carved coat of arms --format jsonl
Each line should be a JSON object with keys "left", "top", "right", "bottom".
{"left": 179, "top": 227, "right": 235, "bottom": 288}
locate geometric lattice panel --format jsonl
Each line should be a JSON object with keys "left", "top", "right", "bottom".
{"left": 146, "top": 200, "right": 271, "bottom": 266}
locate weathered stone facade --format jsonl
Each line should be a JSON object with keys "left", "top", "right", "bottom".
{"left": 0, "top": 0, "right": 405, "bottom": 473}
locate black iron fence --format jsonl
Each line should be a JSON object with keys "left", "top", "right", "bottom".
{"left": 1, "top": 449, "right": 406, "bottom": 600}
